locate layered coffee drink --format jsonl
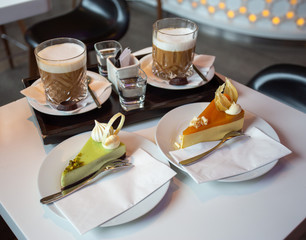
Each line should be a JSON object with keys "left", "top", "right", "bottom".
{"left": 152, "top": 18, "right": 198, "bottom": 82}
{"left": 35, "top": 38, "right": 87, "bottom": 110}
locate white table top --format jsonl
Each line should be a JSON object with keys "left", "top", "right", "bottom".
{"left": 0, "top": 79, "right": 305, "bottom": 240}
{"left": 0, "top": 0, "right": 51, "bottom": 25}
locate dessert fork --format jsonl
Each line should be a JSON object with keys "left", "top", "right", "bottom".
{"left": 40, "top": 159, "right": 133, "bottom": 204}
{"left": 179, "top": 131, "right": 246, "bottom": 166}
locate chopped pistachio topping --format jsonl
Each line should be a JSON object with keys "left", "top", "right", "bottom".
{"left": 64, "top": 153, "right": 84, "bottom": 173}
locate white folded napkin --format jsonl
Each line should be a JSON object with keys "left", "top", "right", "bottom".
{"left": 54, "top": 148, "right": 176, "bottom": 235}
{"left": 170, "top": 127, "right": 291, "bottom": 183}
{"left": 20, "top": 73, "right": 111, "bottom": 106}
{"left": 193, "top": 54, "right": 215, "bottom": 71}
{"left": 119, "top": 47, "right": 132, "bottom": 67}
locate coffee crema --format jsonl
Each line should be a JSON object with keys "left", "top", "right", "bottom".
{"left": 152, "top": 27, "right": 196, "bottom": 80}
{"left": 36, "top": 42, "right": 87, "bottom": 106}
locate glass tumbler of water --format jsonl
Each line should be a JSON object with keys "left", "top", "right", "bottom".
{"left": 116, "top": 67, "right": 147, "bottom": 111}
{"left": 94, "top": 40, "right": 122, "bottom": 77}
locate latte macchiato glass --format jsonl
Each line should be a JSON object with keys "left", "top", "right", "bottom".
{"left": 35, "top": 38, "right": 87, "bottom": 111}
{"left": 152, "top": 18, "right": 198, "bottom": 80}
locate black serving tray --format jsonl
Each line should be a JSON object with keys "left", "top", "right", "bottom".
{"left": 22, "top": 65, "right": 223, "bottom": 144}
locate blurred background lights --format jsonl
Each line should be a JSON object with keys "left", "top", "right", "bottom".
{"left": 191, "top": 1, "right": 198, "bottom": 8}
{"left": 239, "top": 6, "right": 247, "bottom": 14}
{"left": 286, "top": 11, "right": 295, "bottom": 19}
{"left": 290, "top": 0, "right": 298, "bottom": 5}
{"left": 227, "top": 10, "right": 235, "bottom": 19}
{"left": 159, "top": 0, "right": 306, "bottom": 39}
{"left": 177, "top": 0, "right": 306, "bottom": 29}
{"left": 297, "top": 18, "right": 305, "bottom": 26}
{"left": 262, "top": 9, "right": 270, "bottom": 17}
{"left": 219, "top": 2, "right": 226, "bottom": 9}
{"left": 272, "top": 16, "right": 281, "bottom": 25}
{"left": 208, "top": 6, "right": 216, "bottom": 14}
{"left": 249, "top": 14, "right": 257, "bottom": 22}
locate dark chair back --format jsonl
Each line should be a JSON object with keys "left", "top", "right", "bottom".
{"left": 24, "top": 0, "right": 130, "bottom": 76}
{"left": 247, "top": 64, "right": 306, "bottom": 113}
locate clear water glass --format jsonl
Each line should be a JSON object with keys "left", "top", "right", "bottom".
{"left": 94, "top": 40, "right": 122, "bottom": 77}
{"left": 117, "top": 67, "right": 147, "bottom": 111}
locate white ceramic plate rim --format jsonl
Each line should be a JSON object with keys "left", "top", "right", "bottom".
{"left": 37, "top": 131, "right": 171, "bottom": 227}
{"left": 155, "top": 102, "right": 280, "bottom": 182}
{"left": 140, "top": 54, "right": 215, "bottom": 90}
{"left": 27, "top": 71, "right": 112, "bottom": 116}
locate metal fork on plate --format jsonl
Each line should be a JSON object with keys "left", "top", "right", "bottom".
{"left": 40, "top": 159, "right": 133, "bottom": 204}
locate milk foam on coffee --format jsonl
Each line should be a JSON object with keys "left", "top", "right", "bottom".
{"left": 153, "top": 28, "right": 196, "bottom": 52}
{"left": 37, "top": 43, "right": 86, "bottom": 74}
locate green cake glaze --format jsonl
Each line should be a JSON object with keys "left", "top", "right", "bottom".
{"left": 61, "top": 137, "right": 126, "bottom": 189}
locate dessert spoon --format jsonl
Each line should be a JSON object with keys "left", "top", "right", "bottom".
{"left": 179, "top": 131, "right": 246, "bottom": 166}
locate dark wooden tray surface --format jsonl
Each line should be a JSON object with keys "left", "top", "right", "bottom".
{"left": 22, "top": 65, "right": 224, "bottom": 144}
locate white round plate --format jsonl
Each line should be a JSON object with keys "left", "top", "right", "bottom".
{"left": 155, "top": 102, "right": 279, "bottom": 182}
{"left": 38, "top": 131, "right": 171, "bottom": 227}
{"left": 27, "top": 71, "right": 112, "bottom": 116}
{"left": 140, "top": 54, "right": 215, "bottom": 90}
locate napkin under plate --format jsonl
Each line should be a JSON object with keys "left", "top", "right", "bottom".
{"left": 170, "top": 127, "right": 291, "bottom": 183}
{"left": 54, "top": 148, "right": 176, "bottom": 235}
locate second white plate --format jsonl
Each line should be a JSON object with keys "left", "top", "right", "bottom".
{"left": 155, "top": 102, "right": 279, "bottom": 182}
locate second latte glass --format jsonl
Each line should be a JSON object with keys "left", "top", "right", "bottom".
{"left": 152, "top": 18, "right": 198, "bottom": 80}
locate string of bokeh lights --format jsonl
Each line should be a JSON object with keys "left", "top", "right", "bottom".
{"left": 175, "top": 0, "right": 305, "bottom": 29}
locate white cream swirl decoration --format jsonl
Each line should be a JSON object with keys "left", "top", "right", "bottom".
{"left": 91, "top": 113, "right": 125, "bottom": 149}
